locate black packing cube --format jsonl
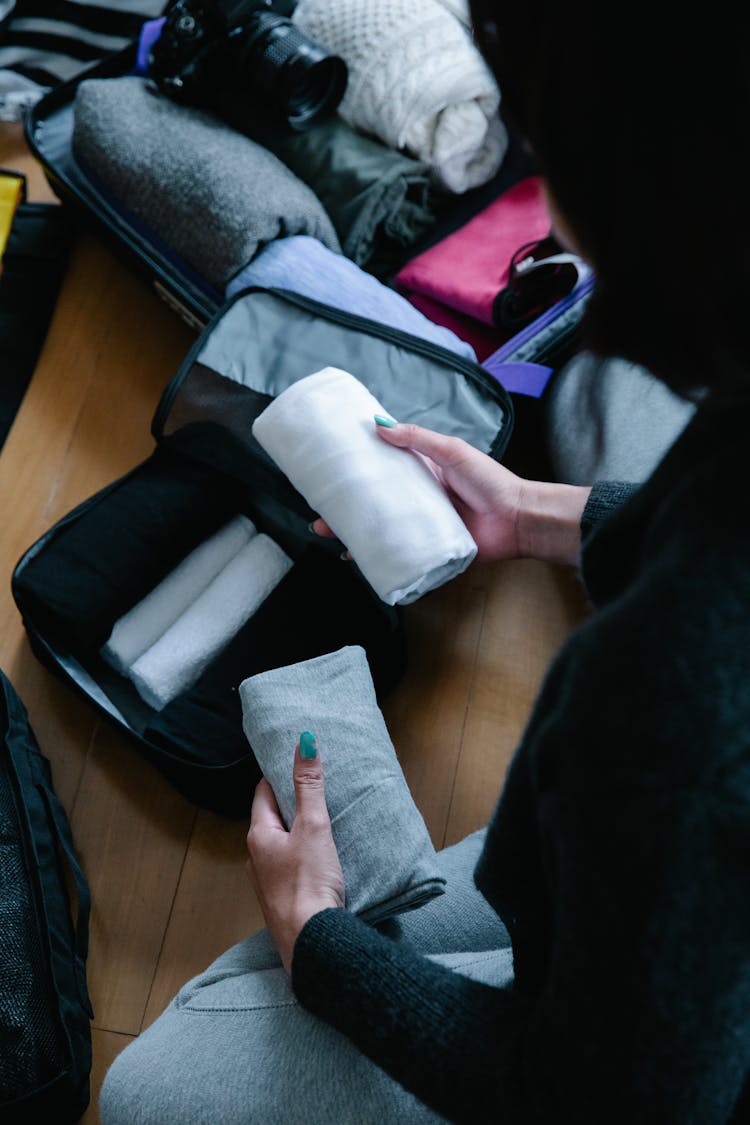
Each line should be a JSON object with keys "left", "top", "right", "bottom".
{"left": 12, "top": 286, "right": 514, "bottom": 818}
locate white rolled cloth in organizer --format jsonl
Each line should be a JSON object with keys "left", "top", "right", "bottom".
{"left": 128, "top": 533, "right": 293, "bottom": 710}
{"left": 292, "top": 0, "right": 507, "bottom": 194}
{"left": 251, "top": 366, "right": 477, "bottom": 605}
{"left": 100, "top": 515, "right": 257, "bottom": 674}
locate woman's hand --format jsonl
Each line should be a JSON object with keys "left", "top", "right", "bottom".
{"left": 246, "top": 737, "right": 345, "bottom": 973}
{"left": 312, "top": 420, "right": 591, "bottom": 567}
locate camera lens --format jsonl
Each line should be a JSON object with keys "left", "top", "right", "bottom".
{"left": 244, "top": 12, "right": 347, "bottom": 130}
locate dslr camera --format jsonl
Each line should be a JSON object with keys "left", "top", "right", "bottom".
{"left": 149, "top": 0, "right": 347, "bottom": 131}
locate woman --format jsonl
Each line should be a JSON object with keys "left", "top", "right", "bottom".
{"left": 100, "top": 2, "right": 750, "bottom": 1121}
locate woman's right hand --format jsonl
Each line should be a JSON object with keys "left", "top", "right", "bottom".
{"left": 311, "top": 421, "right": 591, "bottom": 568}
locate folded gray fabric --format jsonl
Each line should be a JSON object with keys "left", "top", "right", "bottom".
{"left": 71, "top": 76, "right": 341, "bottom": 289}
{"left": 545, "top": 350, "right": 696, "bottom": 485}
{"left": 254, "top": 117, "right": 435, "bottom": 271}
{"left": 240, "top": 645, "right": 445, "bottom": 924}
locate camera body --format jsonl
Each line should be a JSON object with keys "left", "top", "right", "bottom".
{"left": 149, "top": 0, "right": 347, "bottom": 132}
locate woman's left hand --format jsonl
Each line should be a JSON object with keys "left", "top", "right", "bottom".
{"left": 246, "top": 737, "right": 345, "bottom": 973}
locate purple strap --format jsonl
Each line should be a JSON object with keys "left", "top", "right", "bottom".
{"left": 133, "top": 16, "right": 165, "bottom": 76}
{"left": 480, "top": 357, "right": 554, "bottom": 398}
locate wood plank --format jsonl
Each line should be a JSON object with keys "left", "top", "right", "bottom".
{"left": 382, "top": 567, "right": 487, "bottom": 846}
{"left": 444, "top": 558, "right": 589, "bottom": 844}
{"left": 1, "top": 208, "right": 192, "bottom": 542}
{"left": 143, "top": 809, "right": 265, "bottom": 1029}
{"left": 0, "top": 243, "right": 115, "bottom": 807}
{"left": 0, "top": 234, "right": 193, "bottom": 807}
{"left": 0, "top": 241, "right": 110, "bottom": 622}
{"left": 37, "top": 238, "right": 196, "bottom": 526}
{"left": 81, "top": 1028, "right": 134, "bottom": 1125}
{"left": 71, "top": 723, "right": 197, "bottom": 1034}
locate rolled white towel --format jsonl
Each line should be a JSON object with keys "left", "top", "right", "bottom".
{"left": 101, "top": 515, "right": 257, "bottom": 674}
{"left": 292, "top": 0, "right": 507, "bottom": 193}
{"left": 128, "top": 533, "right": 293, "bottom": 710}
{"left": 251, "top": 366, "right": 477, "bottom": 606}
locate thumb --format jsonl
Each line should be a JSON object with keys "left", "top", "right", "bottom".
{"left": 293, "top": 732, "right": 329, "bottom": 825}
{"left": 374, "top": 417, "right": 468, "bottom": 472}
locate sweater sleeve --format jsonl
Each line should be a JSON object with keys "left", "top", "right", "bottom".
{"left": 293, "top": 908, "right": 529, "bottom": 1121}
{"left": 579, "top": 480, "right": 638, "bottom": 540}
{"left": 292, "top": 531, "right": 750, "bottom": 1123}
{"left": 293, "top": 772, "right": 750, "bottom": 1124}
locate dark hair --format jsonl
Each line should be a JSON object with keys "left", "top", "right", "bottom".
{"left": 469, "top": 2, "right": 750, "bottom": 400}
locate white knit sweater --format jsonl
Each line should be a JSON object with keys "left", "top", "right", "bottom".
{"left": 293, "top": 0, "right": 508, "bottom": 194}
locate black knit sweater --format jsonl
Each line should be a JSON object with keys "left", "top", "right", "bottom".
{"left": 292, "top": 396, "right": 750, "bottom": 1124}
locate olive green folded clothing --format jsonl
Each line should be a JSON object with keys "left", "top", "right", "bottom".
{"left": 252, "top": 117, "right": 435, "bottom": 272}
{"left": 71, "top": 76, "right": 341, "bottom": 290}
{"left": 240, "top": 645, "right": 446, "bottom": 925}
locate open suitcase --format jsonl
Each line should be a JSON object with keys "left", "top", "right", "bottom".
{"left": 12, "top": 36, "right": 589, "bottom": 818}
{"left": 21, "top": 40, "right": 592, "bottom": 371}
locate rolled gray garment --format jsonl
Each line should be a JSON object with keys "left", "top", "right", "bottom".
{"left": 71, "top": 75, "right": 341, "bottom": 289}
{"left": 240, "top": 645, "right": 446, "bottom": 924}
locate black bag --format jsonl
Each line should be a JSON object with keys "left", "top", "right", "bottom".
{"left": 12, "top": 284, "right": 514, "bottom": 818}
{"left": 0, "top": 670, "right": 93, "bottom": 1125}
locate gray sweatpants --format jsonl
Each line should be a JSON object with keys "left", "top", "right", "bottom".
{"left": 99, "top": 829, "right": 513, "bottom": 1125}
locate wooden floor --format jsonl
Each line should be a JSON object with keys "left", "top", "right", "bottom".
{"left": 0, "top": 122, "right": 589, "bottom": 1122}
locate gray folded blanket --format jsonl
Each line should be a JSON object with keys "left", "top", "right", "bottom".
{"left": 240, "top": 645, "right": 446, "bottom": 925}
{"left": 255, "top": 117, "right": 435, "bottom": 271}
{"left": 71, "top": 76, "right": 341, "bottom": 289}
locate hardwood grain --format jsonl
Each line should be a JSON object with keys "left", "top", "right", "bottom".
{"left": 445, "top": 558, "right": 589, "bottom": 844}
{"left": 142, "top": 810, "right": 265, "bottom": 1031}
{"left": 381, "top": 567, "right": 487, "bottom": 845}
{"left": 69, "top": 725, "right": 198, "bottom": 1035}
{"left": 81, "top": 1030, "right": 134, "bottom": 1125}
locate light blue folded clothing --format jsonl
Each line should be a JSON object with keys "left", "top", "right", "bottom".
{"left": 226, "top": 235, "right": 477, "bottom": 362}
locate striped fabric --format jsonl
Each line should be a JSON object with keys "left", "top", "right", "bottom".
{"left": 1, "top": 0, "right": 166, "bottom": 118}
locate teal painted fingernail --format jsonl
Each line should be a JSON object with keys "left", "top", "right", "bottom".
{"left": 307, "top": 521, "right": 316, "bottom": 533}
{"left": 374, "top": 414, "right": 397, "bottom": 428}
{"left": 300, "top": 731, "right": 317, "bottom": 759}
{"left": 340, "top": 550, "right": 350, "bottom": 561}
